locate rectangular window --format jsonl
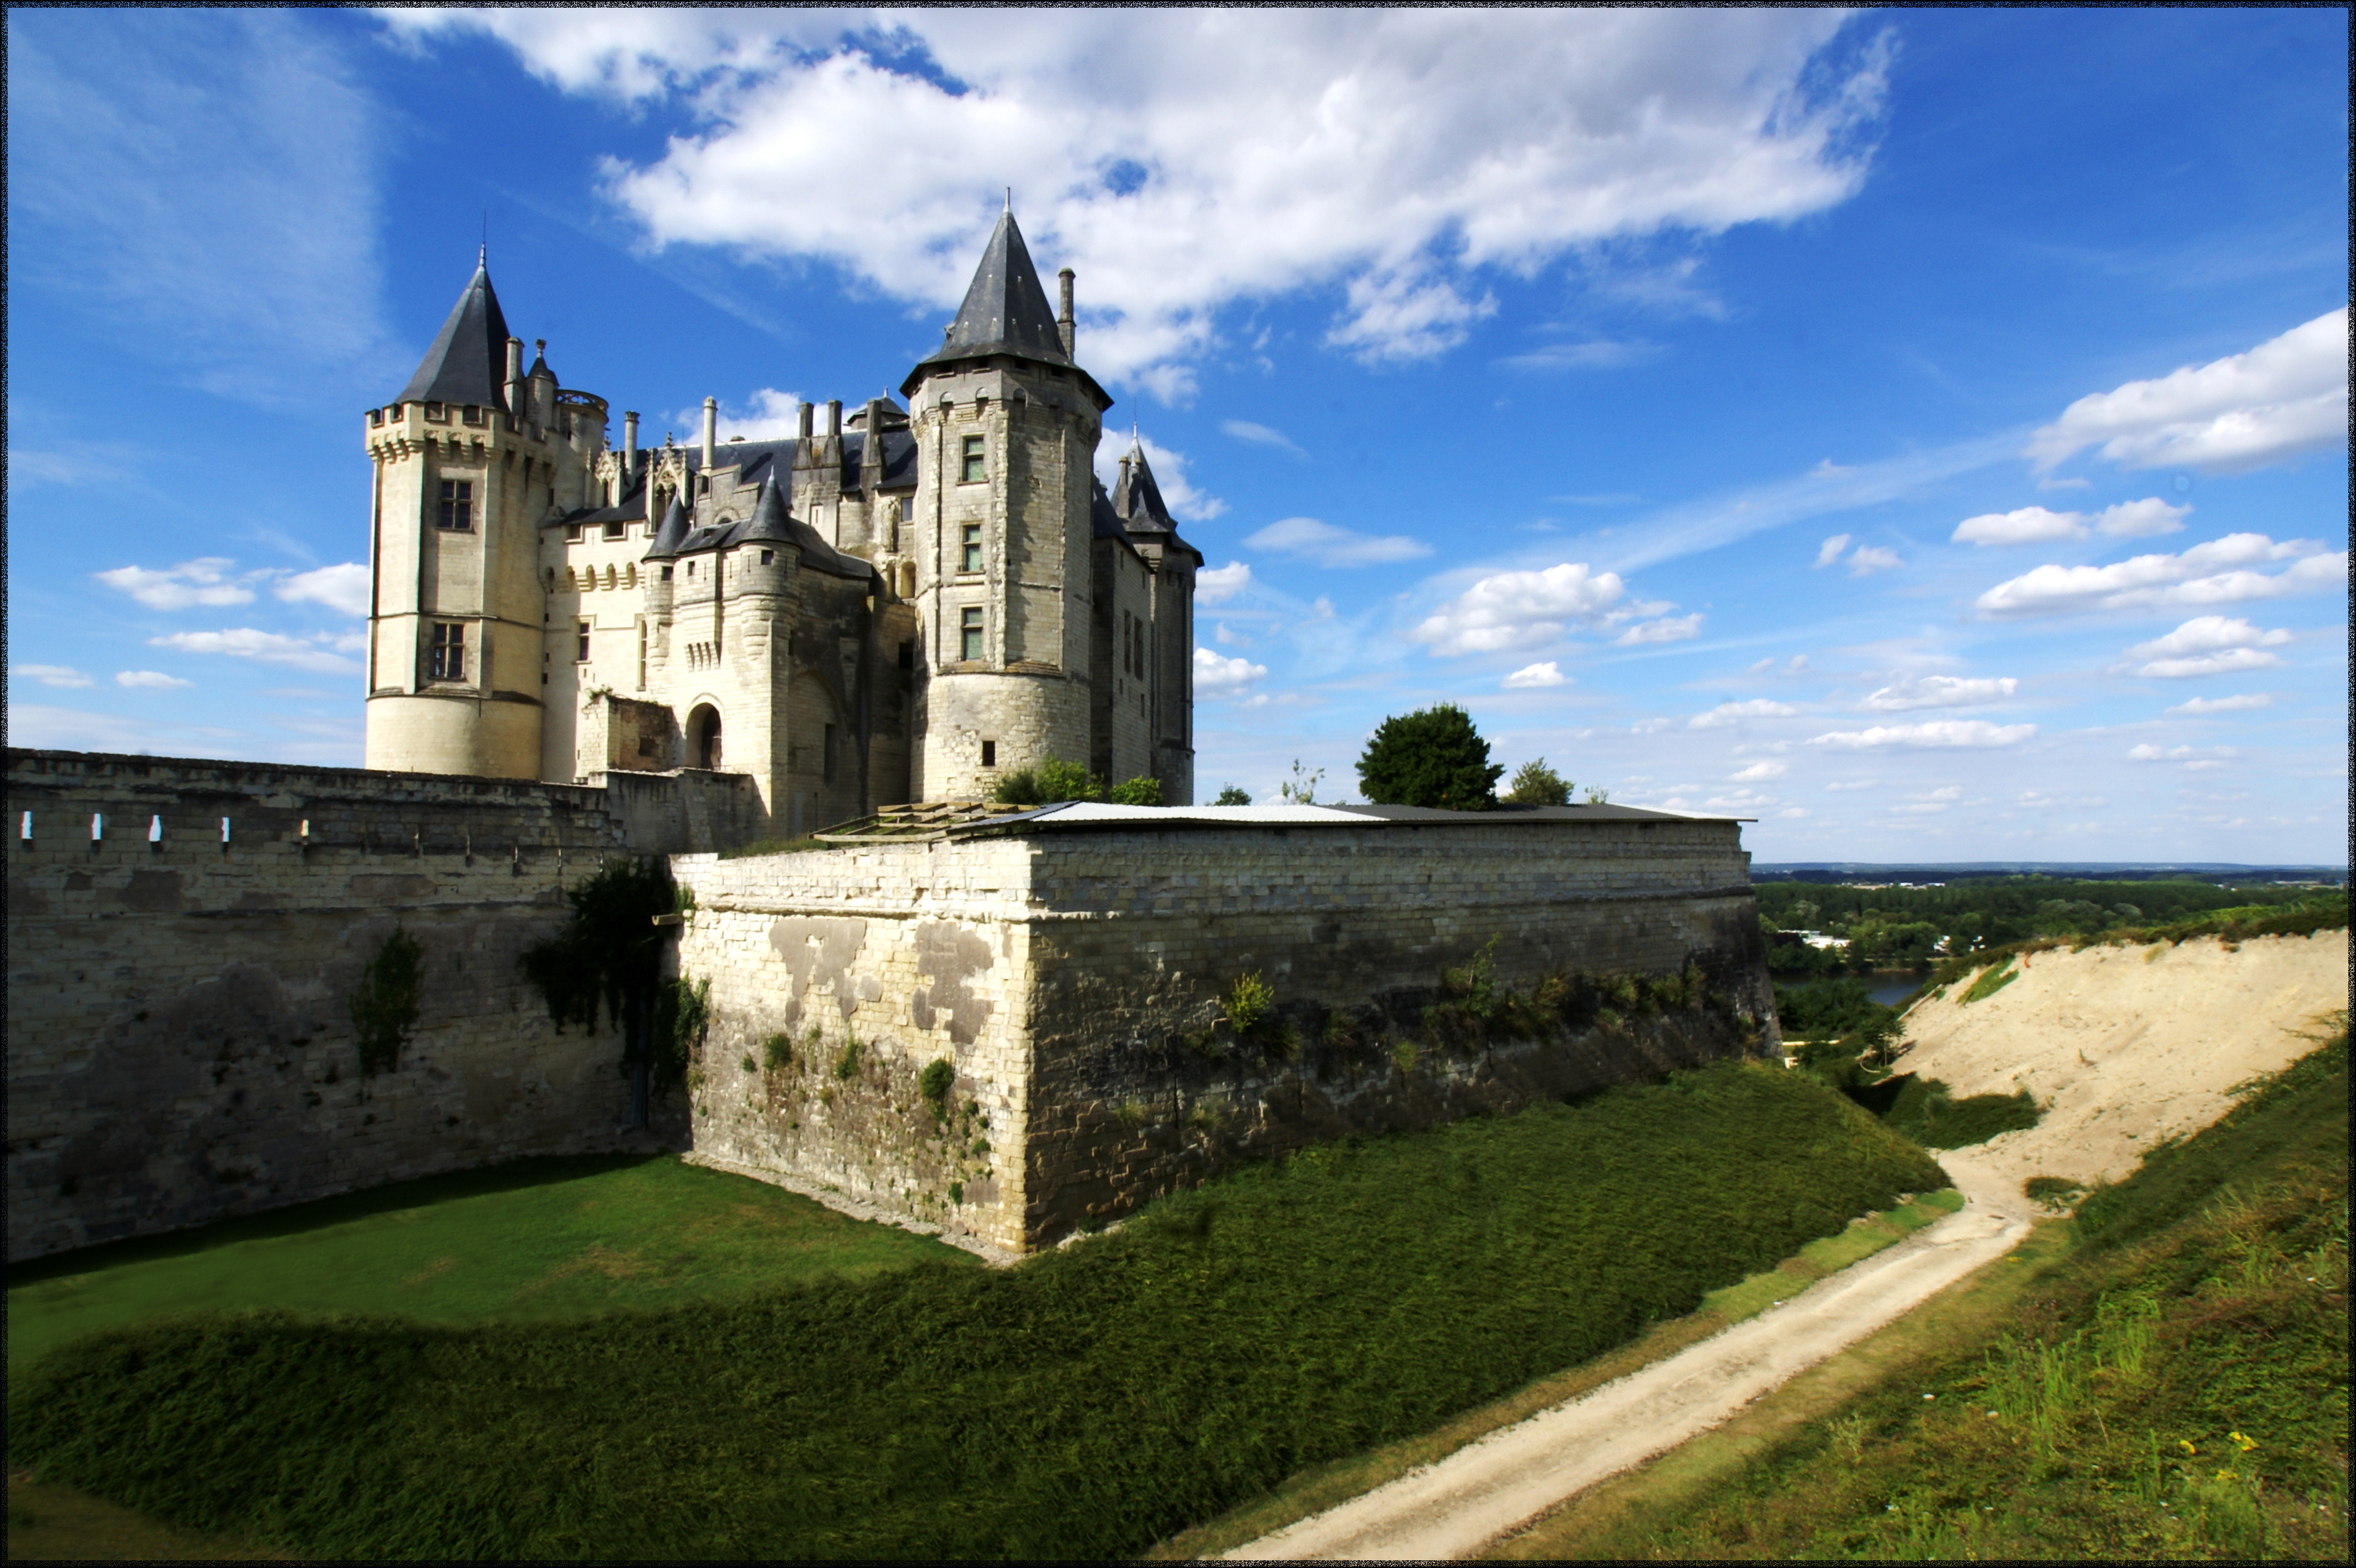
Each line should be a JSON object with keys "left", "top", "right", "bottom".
{"left": 603, "top": 520, "right": 625, "bottom": 540}
{"left": 1134, "top": 620, "right": 1146, "bottom": 678}
{"left": 759, "top": 548, "right": 774, "bottom": 565}
{"left": 960, "top": 522, "right": 983, "bottom": 574}
{"left": 564, "top": 522, "right": 582, "bottom": 542}
{"left": 637, "top": 619, "right": 647, "bottom": 690}
{"left": 424, "top": 401, "right": 446, "bottom": 422}
{"left": 438, "top": 479, "right": 473, "bottom": 531}
{"left": 429, "top": 622, "right": 465, "bottom": 681}
{"left": 576, "top": 620, "right": 591, "bottom": 662}
{"left": 462, "top": 405, "right": 486, "bottom": 427}
{"left": 898, "top": 639, "right": 914, "bottom": 671}
{"left": 960, "top": 434, "right": 986, "bottom": 484}
{"left": 981, "top": 739, "right": 997, "bottom": 768}
{"left": 960, "top": 606, "right": 984, "bottom": 662}
{"left": 822, "top": 723, "right": 837, "bottom": 785}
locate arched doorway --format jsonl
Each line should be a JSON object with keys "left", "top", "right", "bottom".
{"left": 686, "top": 703, "right": 722, "bottom": 770}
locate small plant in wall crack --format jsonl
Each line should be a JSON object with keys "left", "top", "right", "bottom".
{"left": 918, "top": 1058, "right": 955, "bottom": 1119}
{"left": 763, "top": 1031, "right": 793, "bottom": 1072}
{"left": 834, "top": 1036, "right": 863, "bottom": 1081}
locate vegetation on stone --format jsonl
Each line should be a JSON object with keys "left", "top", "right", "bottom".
{"left": 11, "top": 1064, "right": 1942, "bottom": 1562}
{"left": 346, "top": 924, "right": 423, "bottom": 1078}
{"left": 1355, "top": 703, "right": 1503, "bottom": 810}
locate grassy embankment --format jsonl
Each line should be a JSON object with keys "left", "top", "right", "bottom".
{"left": 1493, "top": 1025, "right": 2351, "bottom": 1561}
{"left": 11, "top": 1061, "right": 1940, "bottom": 1561}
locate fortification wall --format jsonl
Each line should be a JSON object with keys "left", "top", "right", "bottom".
{"left": 4, "top": 750, "right": 664, "bottom": 1262}
{"left": 671, "top": 817, "right": 1777, "bottom": 1255}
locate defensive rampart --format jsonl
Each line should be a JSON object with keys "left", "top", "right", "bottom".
{"left": 673, "top": 810, "right": 1779, "bottom": 1255}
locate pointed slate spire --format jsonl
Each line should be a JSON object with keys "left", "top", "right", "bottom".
{"left": 643, "top": 491, "right": 692, "bottom": 561}
{"left": 903, "top": 210, "right": 1111, "bottom": 407}
{"left": 396, "top": 257, "right": 514, "bottom": 410}
{"left": 737, "top": 476, "right": 796, "bottom": 544}
{"left": 1111, "top": 437, "right": 1177, "bottom": 534}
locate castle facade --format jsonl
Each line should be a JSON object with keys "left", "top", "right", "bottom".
{"left": 362, "top": 214, "right": 1200, "bottom": 833}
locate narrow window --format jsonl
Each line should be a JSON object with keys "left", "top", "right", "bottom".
{"left": 438, "top": 480, "right": 473, "bottom": 531}
{"left": 576, "top": 620, "right": 591, "bottom": 662}
{"left": 759, "top": 548, "right": 774, "bottom": 565}
{"left": 430, "top": 622, "right": 465, "bottom": 680}
{"left": 960, "top": 606, "right": 984, "bottom": 662}
{"left": 637, "top": 619, "right": 647, "bottom": 690}
{"left": 661, "top": 565, "right": 674, "bottom": 581}
{"left": 960, "top": 522, "right": 983, "bottom": 574}
{"left": 1122, "top": 612, "right": 1134, "bottom": 676}
{"left": 960, "top": 434, "right": 986, "bottom": 483}
{"left": 981, "top": 739, "right": 997, "bottom": 768}
{"left": 822, "top": 723, "right": 838, "bottom": 784}
{"left": 1134, "top": 620, "right": 1146, "bottom": 678}
{"left": 897, "top": 639, "right": 914, "bottom": 671}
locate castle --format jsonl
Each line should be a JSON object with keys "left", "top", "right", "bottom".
{"left": 361, "top": 212, "right": 1202, "bottom": 832}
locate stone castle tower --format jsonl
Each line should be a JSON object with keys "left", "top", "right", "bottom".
{"left": 361, "top": 217, "right": 1199, "bottom": 831}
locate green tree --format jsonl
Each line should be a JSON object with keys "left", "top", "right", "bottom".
{"left": 991, "top": 757, "right": 1104, "bottom": 806}
{"left": 1212, "top": 784, "right": 1252, "bottom": 806}
{"left": 1356, "top": 703, "right": 1503, "bottom": 810}
{"left": 1108, "top": 775, "right": 1163, "bottom": 806}
{"left": 1502, "top": 758, "right": 1571, "bottom": 806}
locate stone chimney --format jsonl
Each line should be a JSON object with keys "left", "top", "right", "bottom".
{"left": 798, "top": 401, "right": 815, "bottom": 440}
{"left": 701, "top": 396, "right": 717, "bottom": 471}
{"left": 826, "top": 399, "right": 842, "bottom": 438}
{"left": 504, "top": 337, "right": 524, "bottom": 420}
{"left": 1057, "top": 268, "right": 1076, "bottom": 359}
{"left": 623, "top": 409, "right": 639, "bottom": 473}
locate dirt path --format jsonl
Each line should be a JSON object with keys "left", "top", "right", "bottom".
{"left": 1225, "top": 1155, "right": 2036, "bottom": 1561}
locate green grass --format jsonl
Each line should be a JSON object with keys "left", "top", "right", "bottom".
{"left": 6, "top": 1154, "right": 971, "bottom": 1376}
{"left": 12, "top": 1061, "right": 1943, "bottom": 1562}
{"left": 1697, "top": 1191, "right": 1965, "bottom": 1323}
{"left": 1499, "top": 1030, "right": 2350, "bottom": 1562}
{"left": 1958, "top": 958, "right": 2019, "bottom": 1004}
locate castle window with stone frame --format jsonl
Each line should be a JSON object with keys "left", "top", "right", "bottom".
{"left": 576, "top": 620, "right": 591, "bottom": 663}
{"left": 960, "top": 606, "right": 984, "bottom": 662}
{"left": 822, "top": 723, "right": 838, "bottom": 785}
{"left": 960, "top": 522, "right": 983, "bottom": 575}
{"left": 461, "top": 404, "right": 486, "bottom": 427}
{"left": 429, "top": 622, "right": 465, "bottom": 681}
{"left": 603, "top": 519, "right": 625, "bottom": 540}
{"left": 437, "top": 480, "right": 473, "bottom": 531}
{"left": 960, "top": 434, "right": 986, "bottom": 484}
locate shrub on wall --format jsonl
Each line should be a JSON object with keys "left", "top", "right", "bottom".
{"left": 519, "top": 859, "right": 695, "bottom": 1091}
{"left": 347, "top": 924, "right": 424, "bottom": 1079}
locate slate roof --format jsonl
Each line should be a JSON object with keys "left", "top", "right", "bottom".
{"left": 901, "top": 212, "right": 1111, "bottom": 408}
{"left": 643, "top": 494, "right": 691, "bottom": 560}
{"left": 396, "top": 256, "right": 514, "bottom": 411}
{"left": 1108, "top": 441, "right": 1205, "bottom": 566}
{"left": 639, "top": 477, "right": 875, "bottom": 582}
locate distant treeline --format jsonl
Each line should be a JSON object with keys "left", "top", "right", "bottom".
{"left": 1754, "top": 877, "right": 2344, "bottom": 974}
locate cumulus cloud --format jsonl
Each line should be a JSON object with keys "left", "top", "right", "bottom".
{"left": 1501, "top": 661, "right": 1568, "bottom": 689}
{"left": 1812, "top": 534, "right": 1897, "bottom": 574}
{"left": 95, "top": 557, "right": 256, "bottom": 610}
{"left": 1221, "top": 419, "right": 1304, "bottom": 456}
{"left": 115, "top": 670, "right": 194, "bottom": 689}
{"left": 148, "top": 629, "right": 359, "bottom": 674}
{"left": 1975, "top": 533, "right": 2344, "bottom": 617}
{"left": 1193, "top": 645, "right": 1268, "bottom": 698}
{"left": 704, "top": 386, "right": 808, "bottom": 441}
{"left": 1613, "top": 612, "right": 1704, "bottom": 646}
{"left": 13, "top": 663, "right": 95, "bottom": 688}
{"left": 388, "top": 11, "right": 1889, "bottom": 389}
{"left": 1195, "top": 561, "right": 1253, "bottom": 605}
{"left": 1730, "top": 760, "right": 1786, "bottom": 780}
{"left": 1951, "top": 497, "right": 2191, "bottom": 546}
{"left": 2135, "top": 647, "right": 2287, "bottom": 679}
{"left": 2165, "top": 693, "right": 2272, "bottom": 716}
{"left": 1813, "top": 533, "right": 1851, "bottom": 567}
{"left": 1412, "top": 561, "right": 1626, "bottom": 656}
{"left": 2128, "top": 743, "right": 2238, "bottom": 769}
{"left": 1244, "top": 517, "right": 1431, "bottom": 568}
{"left": 2123, "top": 615, "right": 2293, "bottom": 677}
{"left": 274, "top": 562, "right": 370, "bottom": 617}
{"left": 1859, "top": 675, "right": 2018, "bottom": 712}
{"left": 1690, "top": 699, "right": 1797, "bottom": 729}
{"left": 1808, "top": 720, "right": 2035, "bottom": 749}
{"left": 2027, "top": 307, "right": 2349, "bottom": 476}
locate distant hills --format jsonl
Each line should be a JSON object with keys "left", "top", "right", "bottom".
{"left": 1754, "top": 863, "right": 2347, "bottom": 884}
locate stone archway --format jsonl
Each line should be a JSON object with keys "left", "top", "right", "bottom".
{"left": 686, "top": 703, "right": 722, "bottom": 770}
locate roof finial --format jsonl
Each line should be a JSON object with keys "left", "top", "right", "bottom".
{"left": 1005, "top": 185, "right": 1012, "bottom": 213}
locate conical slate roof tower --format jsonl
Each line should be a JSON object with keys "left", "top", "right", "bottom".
{"left": 396, "top": 251, "right": 514, "bottom": 410}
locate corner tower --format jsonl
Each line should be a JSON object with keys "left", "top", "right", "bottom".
{"left": 900, "top": 213, "right": 1112, "bottom": 800}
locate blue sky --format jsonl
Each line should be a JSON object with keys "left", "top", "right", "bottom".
{"left": 7, "top": 7, "right": 2346, "bottom": 863}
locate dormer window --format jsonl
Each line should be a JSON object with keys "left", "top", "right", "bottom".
{"left": 424, "top": 401, "right": 446, "bottom": 423}
{"left": 462, "top": 405, "right": 486, "bottom": 426}
{"left": 437, "top": 480, "right": 473, "bottom": 531}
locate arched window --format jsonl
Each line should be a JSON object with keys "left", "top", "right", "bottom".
{"left": 686, "top": 703, "right": 722, "bottom": 770}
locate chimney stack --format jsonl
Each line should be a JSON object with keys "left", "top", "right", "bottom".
{"left": 826, "top": 399, "right": 842, "bottom": 439}
{"left": 1056, "top": 268, "right": 1076, "bottom": 359}
{"left": 797, "top": 401, "right": 815, "bottom": 440}
{"left": 623, "top": 410, "right": 639, "bottom": 473}
{"left": 701, "top": 396, "right": 717, "bottom": 471}
{"left": 504, "top": 337, "right": 524, "bottom": 419}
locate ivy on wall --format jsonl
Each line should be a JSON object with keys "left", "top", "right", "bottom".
{"left": 347, "top": 924, "right": 424, "bottom": 1079}
{"left": 519, "top": 859, "right": 700, "bottom": 1092}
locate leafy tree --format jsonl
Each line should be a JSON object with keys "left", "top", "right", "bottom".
{"left": 1109, "top": 775, "right": 1163, "bottom": 806}
{"left": 1356, "top": 703, "right": 1503, "bottom": 810}
{"left": 1212, "top": 784, "right": 1252, "bottom": 806}
{"left": 991, "top": 757, "right": 1104, "bottom": 806}
{"left": 1503, "top": 758, "right": 1571, "bottom": 806}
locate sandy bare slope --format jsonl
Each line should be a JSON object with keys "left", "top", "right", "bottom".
{"left": 1892, "top": 928, "right": 2348, "bottom": 1193}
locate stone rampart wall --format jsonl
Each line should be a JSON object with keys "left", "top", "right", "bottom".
{"left": 4, "top": 749, "right": 666, "bottom": 1262}
{"left": 671, "top": 817, "right": 1777, "bottom": 1254}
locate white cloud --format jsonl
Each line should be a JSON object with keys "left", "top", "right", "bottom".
{"left": 5, "top": 702, "right": 242, "bottom": 756}
{"left": 1497, "top": 337, "right": 1660, "bottom": 372}
{"left": 1412, "top": 561, "right": 1625, "bottom": 656}
{"left": 1691, "top": 699, "right": 1797, "bottom": 729}
{"left": 1844, "top": 545, "right": 1901, "bottom": 576}
{"left": 1824, "top": 778, "right": 1877, "bottom": 790}
{"left": 1095, "top": 435, "right": 1225, "bottom": 521}
{"left": 1975, "top": 533, "right": 2344, "bottom": 618}
{"left": 1927, "top": 786, "right": 1964, "bottom": 800}
{"left": 2124, "top": 615, "right": 2294, "bottom": 678}
{"left": 95, "top": 557, "right": 256, "bottom": 610}
{"left": 1951, "top": 497, "right": 2191, "bottom": 546}
{"left": 1221, "top": 419, "right": 1304, "bottom": 456}
{"left": 274, "top": 562, "right": 371, "bottom": 617}
{"left": 391, "top": 11, "right": 1889, "bottom": 389}
{"left": 1809, "top": 720, "right": 2035, "bottom": 749}
{"left": 2134, "top": 648, "right": 2287, "bottom": 679}
{"left": 13, "top": 664, "right": 95, "bottom": 689}
{"left": 1731, "top": 760, "right": 1786, "bottom": 780}
{"left": 114, "top": 670, "right": 194, "bottom": 690}
{"left": 1813, "top": 533, "right": 1851, "bottom": 567}
{"left": 1859, "top": 675, "right": 2018, "bottom": 712}
{"left": 2129, "top": 743, "right": 2238, "bottom": 767}
{"left": 148, "top": 629, "right": 359, "bottom": 674}
{"left": 708, "top": 387, "right": 808, "bottom": 441}
{"left": 1501, "top": 661, "right": 1568, "bottom": 690}
{"left": 2166, "top": 693, "right": 2272, "bottom": 716}
{"left": 2028, "top": 307, "right": 2349, "bottom": 476}
{"left": 1244, "top": 517, "right": 1432, "bottom": 568}
{"left": 1193, "top": 646, "right": 1268, "bottom": 698}
{"left": 1613, "top": 613, "right": 1704, "bottom": 646}
{"left": 1196, "top": 561, "right": 1254, "bottom": 605}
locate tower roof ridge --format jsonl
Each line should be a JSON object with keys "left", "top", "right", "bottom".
{"left": 395, "top": 257, "right": 513, "bottom": 411}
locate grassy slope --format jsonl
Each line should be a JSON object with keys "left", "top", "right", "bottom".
{"left": 12, "top": 1062, "right": 1942, "bottom": 1562}
{"left": 6, "top": 1154, "right": 971, "bottom": 1375}
{"left": 1494, "top": 1032, "right": 2350, "bottom": 1562}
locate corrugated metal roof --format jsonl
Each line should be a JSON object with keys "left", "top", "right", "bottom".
{"left": 940, "top": 799, "right": 1745, "bottom": 835}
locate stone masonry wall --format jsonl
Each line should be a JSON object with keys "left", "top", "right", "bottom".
{"left": 671, "top": 815, "right": 1777, "bottom": 1255}
{"left": 5, "top": 749, "right": 670, "bottom": 1262}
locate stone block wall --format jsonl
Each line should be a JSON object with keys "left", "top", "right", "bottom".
{"left": 5, "top": 749, "right": 669, "bottom": 1262}
{"left": 672, "top": 815, "right": 1778, "bottom": 1255}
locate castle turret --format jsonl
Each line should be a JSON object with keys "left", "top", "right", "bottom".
{"left": 362, "top": 253, "right": 549, "bottom": 778}
{"left": 1107, "top": 438, "right": 1204, "bottom": 803}
{"left": 899, "top": 211, "right": 1111, "bottom": 799}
